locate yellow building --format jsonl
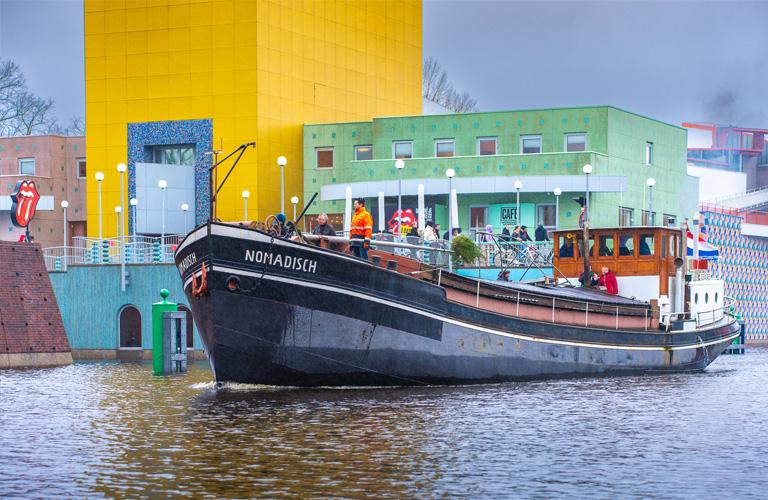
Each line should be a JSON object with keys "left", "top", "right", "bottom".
{"left": 84, "top": 0, "right": 422, "bottom": 237}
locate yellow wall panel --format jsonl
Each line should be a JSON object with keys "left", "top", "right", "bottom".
{"left": 85, "top": 0, "right": 421, "bottom": 236}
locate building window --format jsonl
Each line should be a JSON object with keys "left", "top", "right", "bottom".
{"left": 477, "top": 137, "right": 497, "bottom": 155}
{"left": 619, "top": 206, "right": 633, "bottom": 227}
{"left": 469, "top": 206, "right": 489, "bottom": 238}
{"left": 435, "top": 139, "right": 455, "bottom": 157}
{"left": 153, "top": 145, "right": 195, "bottom": 165}
{"left": 393, "top": 141, "right": 413, "bottom": 159}
{"left": 537, "top": 204, "right": 556, "bottom": 228}
{"left": 316, "top": 147, "right": 334, "bottom": 169}
{"left": 77, "top": 158, "right": 86, "bottom": 179}
{"left": 19, "top": 158, "right": 35, "bottom": 175}
{"left": 565, "top": 133, "right": 587, "bottom": 152}
{"left": 642, "top": 210, "right": 656, "bottom": 226}
{"left": 354, "top": 145, "right": 372, "bottom": 161}
{"left": 521, "top": 135, "right": 542, "bottom": 154}
{"left": 645, "top": 141, "right": 653, "bottom": 165}
{"left": 663, "top": 214, "right": 676, "bottom": 226}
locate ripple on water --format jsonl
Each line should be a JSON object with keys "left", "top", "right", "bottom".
{"left": 2, "top": 353, "right": 768, "bottom": 498}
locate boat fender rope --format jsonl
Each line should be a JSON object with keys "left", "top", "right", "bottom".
{"left": 192, "top": 263, "right": 208, "bottom": 296}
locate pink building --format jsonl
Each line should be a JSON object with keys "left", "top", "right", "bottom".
{"left": 0, "top": 135, "right": 86, "bottom": 249}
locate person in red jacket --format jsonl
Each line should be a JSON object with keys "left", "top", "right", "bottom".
{"left": 599, "top": 266, "right": 619, "bottom": 295}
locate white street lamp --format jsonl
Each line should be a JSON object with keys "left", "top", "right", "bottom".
{"left": 95, "top": 171, "right": 104, "bottom": 240}
{"left": 277, "top": 156, "right": 287, "bottom": 214}
{"left": 158, "top": 179, "right": 167, "bottom": 250}
{"left": 395, "top": 159, "right": 405, "bottom": 238}
{"left": 646, "top": 177, "right": 656, "bottom": 225}
{"left": 446, "top": 168, "right": 456, "bottom": 272}
{"left": 61, "top": 200, "right": 68, "bottom": 271}
{"left": 181, "top": 203, "right": 190, "bottom": 230}
{"left": 582, "top": 164, "right": 593, "bottom": 226}
{"left": 553, "top": 187, "right": 562, "bottom": 231}
{"left": 291, "top": 195, "right": 299, "bottom": 221}
{"left": 242, "top": 190, "right": 250, "bottom": 220}
{"left": 514, "top": 180, "right": 523, "bottom": 227}
{"left": 116, "top": 162, "right": 126, "bottom": 238}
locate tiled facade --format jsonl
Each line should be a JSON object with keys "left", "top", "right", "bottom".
{"left": 84, "top": 0, "right": 423, "bottom": 238}
{"left": 304, "top": 106, "right": 698, "bottom": 232}
{"left": 0, "top": 135, "right": 87, "bottom": 249}
{"left": 704, "top": 209, "right": 768, "bottom": 343}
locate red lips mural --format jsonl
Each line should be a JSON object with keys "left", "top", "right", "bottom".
{"left": 10, "top": 180, "right": 41, "bottom": 228}
{"left": 388, "top": 208, "right": 416, "bottom": 236}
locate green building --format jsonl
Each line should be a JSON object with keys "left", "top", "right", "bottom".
{"left": 302, "top": 106, "right": 697, "bottom": 236}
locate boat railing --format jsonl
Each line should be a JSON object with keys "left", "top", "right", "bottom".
{"left": 660, "top": 296, "right": 738, "bottom": 332}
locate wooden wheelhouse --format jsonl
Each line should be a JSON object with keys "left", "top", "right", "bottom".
{"left": 552, "top": 226, "right": 684, "bottom": 297}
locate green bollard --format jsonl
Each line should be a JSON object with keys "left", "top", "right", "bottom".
{"left": 152, "top": 288, "right": 178, "bottom": 375}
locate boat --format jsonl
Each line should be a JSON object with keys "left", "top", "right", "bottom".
{"left": 173, "top": 222, "right": 740, "bottom": 386}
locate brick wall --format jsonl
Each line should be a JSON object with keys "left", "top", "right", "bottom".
{"left": 0, "top": 240, "right": 71, "bottom": 367}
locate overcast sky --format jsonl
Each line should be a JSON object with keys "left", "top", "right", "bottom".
{"left": 1, "top": 0, "right": 766, "bottom": 134}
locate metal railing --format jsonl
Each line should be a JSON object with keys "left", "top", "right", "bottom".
{"left": 43, "top": 235, "right": 184, "bottom": 271}
{"left": 660, "top": 296, "right": 737, "bottom": 331}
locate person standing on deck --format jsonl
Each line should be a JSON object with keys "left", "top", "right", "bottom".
{"left": 599, "top": 266, "right": 619, "bottom": 295}
{"left": 350, "top": 198, "right": 373, "bottom": 260}
{"left": 313, "top": 213, "right": 336, "bottom": 237}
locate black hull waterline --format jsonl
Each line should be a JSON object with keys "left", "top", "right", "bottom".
{"left": 174, "top": 223, "right": 741, "bottom": 387}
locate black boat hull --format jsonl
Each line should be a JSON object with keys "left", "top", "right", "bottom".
{"left": 175, "top": 224, "right": 740, "bottom": 386}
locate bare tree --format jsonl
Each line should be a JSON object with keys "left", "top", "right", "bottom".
{"left": 422, "top": 56, "right": 479, "bottom": 113}
{"left": 0, "top": 58, "right": 57, "bottom": 136}
{"left": 48, "top": 115, "right": 85, "bottom": 136}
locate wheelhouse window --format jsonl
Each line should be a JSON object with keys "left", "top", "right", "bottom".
{"left": 645, "top": 141, "right": 654, "bottom": 165}
{"left": 77, "top": 158, "right": 86, "bottom": 179}
{"left": 565, "top": 133, "right": 587, "bottom": 152}
{"left": 598, "top": 235, "right": 615, "bottom": 256}
{"left": 354, "top": 145, "right": 372, "bottom": 161}
{"left": 558, "top": 235, "right": 575, "bottom": 258}
{"left": 639, "top": 233, "right": 654, "bottom": 255}
{"left": 619, "top": 234, "right": 635, "bottom": 256}
{"left": 477, "top": 137, "right": 497, "bottom": 155}
{"left": 435, "top": 139, "right": 455, "bottom": 158}
{"left": 316, "top": 147, "right": 334, "bottom": 168}
{"left": 153, "top": 145, "right": 195, "bottom": 165}
{"left": 19, "top": 158, "right": 35, "bottom": 175}
{"left": 393, "top": 141, "right": 413, "bottom": 159}
{"left": 521, "top": 135, "right": 542, "bottom": 154}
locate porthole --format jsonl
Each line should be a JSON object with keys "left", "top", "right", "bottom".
{"left": 695, "top": 293, "right": 699, "bottom": 304}
{"left": 705, "top": 292, "right": 709, "bottom": 304}
{"left": 226, "top": 276, "right": 241, "bottom": 291}
{"left": 715, "top": 292, "right": 719, "bottom": 303}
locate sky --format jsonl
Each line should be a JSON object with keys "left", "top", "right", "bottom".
{"left": 1, "top": 0, "right": 767, "bottom": 138}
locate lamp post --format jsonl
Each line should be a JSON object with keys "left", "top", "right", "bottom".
{"left": 581, "top": 164, "right": 593, "bottom": 288}
{"left": 446, "top": 168, "right": 456, "bottom": 272}
{"left": 395, "top": 159, "right": 405, "bottom": 238}
{"left": 291, "top": 195, "right": 299, "bottom": 221}
{"left": 95, "top": 171, "right": 104, "bottom": 240}
{"left": 553, "top": 187, "right": 562, "bottom": 231}
{"left": 582, "top": 164, "right": 593, "bottom": 225}
{"left": 116, "top": 162, "right": 126, "bottom": 236}
{"left": 514, "top": 180, "right": 523, "bottom": 226}
{"left": 181, "top": 203, "right": 189, "bottom": 230}
{"left": 115, "top": 206, "right": 126, "bottom": 291}
{"left": 277, "top": 156, "right": 287, "bottom": 214}
{"left": 158, "top": 180, "right": 167, "bottom": 252}
{"left": 61, "top": 200, "right": 68, "bottom": 271}
{"left": 646, "top": 177, "right": 656, "bottom": 225}
{"left": 241, "top": 190, "right": 250, "bottom": 220}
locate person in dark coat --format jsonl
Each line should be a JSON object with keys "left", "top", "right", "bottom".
{"left": 519, "top": 225, "right": 532, "bottom": 242}
{"left": 578, "top": 265, "right": 600, "bottom": 287}
{"left": 535, "top": 224, "right": 549, "bottom": 242}
{"left": 312, "top": 213, "right": 336, "bottom": 236}
{"left": 501, "top": 224, "right": 511, "bottom": 242}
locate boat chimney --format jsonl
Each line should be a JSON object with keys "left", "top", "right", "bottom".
{"left": 673, "top": 220, "right": 687, "bottom": 315}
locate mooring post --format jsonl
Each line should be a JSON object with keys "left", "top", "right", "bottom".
{"left": 152, "top": 288, "right": 178, "bottom": 376}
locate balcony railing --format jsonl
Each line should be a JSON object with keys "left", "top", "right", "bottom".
{"left": 43, "top": 235, "right": 184, "bottom": 271}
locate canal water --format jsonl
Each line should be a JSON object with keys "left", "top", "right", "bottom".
{"left": 2, "top": 350, "right": 767, "bottom": 498}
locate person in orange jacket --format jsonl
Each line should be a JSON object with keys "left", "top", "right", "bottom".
{"left": 350, "top": 197, "right": 373, "bottom": 260}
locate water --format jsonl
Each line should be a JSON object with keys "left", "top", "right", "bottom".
{"left": 2, "top": 351, "right": 767, "bottom": 499}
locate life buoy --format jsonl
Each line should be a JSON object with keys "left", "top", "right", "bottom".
{"left": 192, "top": 264, "right": 208, "bottom": 297}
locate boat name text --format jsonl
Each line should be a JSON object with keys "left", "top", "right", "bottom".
{"left": 177, "top": 252, "right": 197, "bottom": 274}
{"left": 245, "top": 249, "right": 317, "bottom": 273}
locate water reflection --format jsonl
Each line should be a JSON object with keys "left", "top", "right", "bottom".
{"left": 2, "top": 352, "right": 768, "bottom": 498}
